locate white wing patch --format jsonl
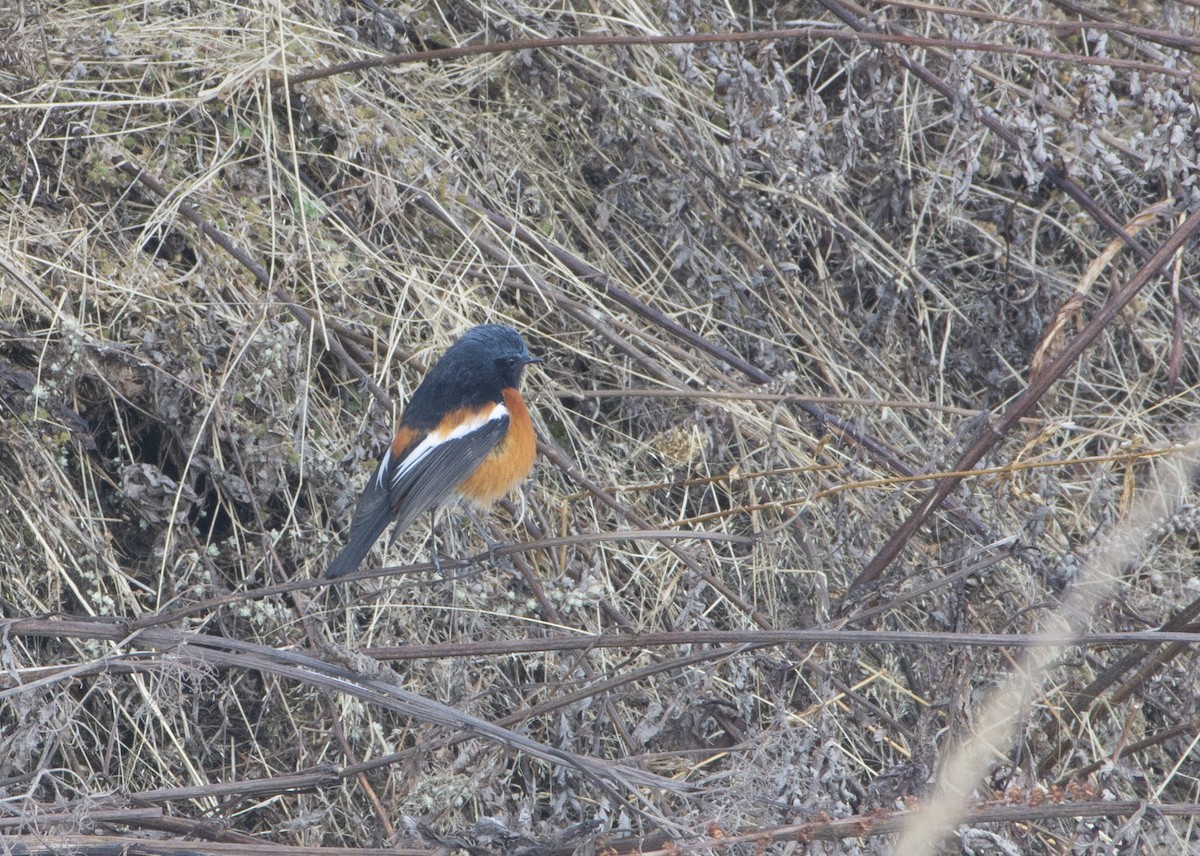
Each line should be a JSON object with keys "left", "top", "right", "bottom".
{"left": 375, "top": 446, "right": 393, "bottom": 489}
{"left": 389, "top": 402, "right": 508, "bottom": 489}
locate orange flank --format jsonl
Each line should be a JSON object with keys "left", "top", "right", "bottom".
{"left": 389, "top": 426, "right": 418, "bottom": 457}
{"left": 435, "top": 404, "right": 494, "bottom": 437}
{"left": 457, "top": 387, "right": 536, "bottom": 506}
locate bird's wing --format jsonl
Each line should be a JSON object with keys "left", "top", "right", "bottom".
{"left": 326, "top": 403, "right": 509, "bottom": 577}
{"left": 382, "top": 404, "right": 510, "bottom": 538}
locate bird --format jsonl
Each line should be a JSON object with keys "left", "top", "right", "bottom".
{"left": 326, "top": 324, "right": 541, "bottom": 578}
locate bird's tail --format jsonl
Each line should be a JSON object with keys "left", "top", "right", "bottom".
{"left": 325, "top": 534, "right": 378, "bottom": 578}
{"left": 325, "top": 477, "right": 395, "bottom": 578}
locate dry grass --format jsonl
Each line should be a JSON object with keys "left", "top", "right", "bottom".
{"left": 2, "top": 0, "right": 1200, "bottom": 852}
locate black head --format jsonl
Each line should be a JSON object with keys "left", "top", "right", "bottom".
{"left": 403, "top": 324, "right": 541, "bottom": 428}
{"left": 456, "top": 324, "right": 541, "bottom": 388}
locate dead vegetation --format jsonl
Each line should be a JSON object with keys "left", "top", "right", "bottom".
{"left": 2, "top": 0, "right": 1200, "bottom": 852}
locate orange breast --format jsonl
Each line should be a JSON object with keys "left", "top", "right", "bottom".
{"left": 457, "top": 387, "right": 537, "bottom": 505}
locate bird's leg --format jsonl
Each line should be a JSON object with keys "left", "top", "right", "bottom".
{"left": 463, "top": 506, "right": 505, "bottom": 567}
{"left": 426, "top": 525, "right": 443, "bottom": 574}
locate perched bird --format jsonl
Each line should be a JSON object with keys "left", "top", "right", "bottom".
{"left": 326, "top": 324, "right": 541, "bottom": 578}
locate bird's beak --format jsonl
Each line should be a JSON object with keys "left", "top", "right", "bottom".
{"left": 523, "top": 355, "right": 544, "bottom": 365}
